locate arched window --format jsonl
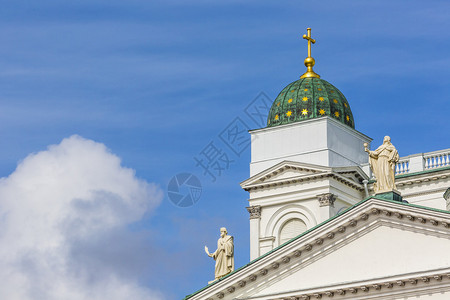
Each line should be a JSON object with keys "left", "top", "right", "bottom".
{"left": 279, "top": 218, "right": 307, "bottom": 245}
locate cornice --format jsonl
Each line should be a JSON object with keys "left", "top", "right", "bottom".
{"left": 396, "top": 174, "right": 449, "bottom": 187}
{"left": 401, "top": 187, "right": 449, "bottom": 198}
{"left": 246, "top": 269, "right": 450, "bottom": 300}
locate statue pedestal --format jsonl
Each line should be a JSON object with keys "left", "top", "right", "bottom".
{"left": 375, "top": 190, "right": 402, "bottom": 202}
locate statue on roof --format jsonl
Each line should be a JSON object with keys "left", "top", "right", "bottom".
{"left": 364, "top": 136, "right": 399, "bottom": 193}
{"left": 205, "top": 227, "right": 234, "bottom": 283}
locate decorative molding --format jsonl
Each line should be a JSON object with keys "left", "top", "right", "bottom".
{"left": 396, "top": 174, "right": 450, "bottom": 187}
{"left": 360, "top": 286, "right": 369, "bottom": 292}
{"left": 248, "top": 274, "right": 257, "bottom": 281}
{"left": 336, "top": 289, "right": 345, "bottom": 295}
{"left": 282, "top": 256, "right": 291, "bottom": 264}
{"left": 274, "top": 271, "right": 450, "bottom": 300}
{"left": 400, "top": 187, "right": 449, "bottom": 198}
{"left": 317, "top": 193, "right": 336, "bottom": 207}
{"left": 242, "top": 165, "right": 365, "bottom": 192}
{"left": 246, "top": 205, "right": 261, "bottom": 219}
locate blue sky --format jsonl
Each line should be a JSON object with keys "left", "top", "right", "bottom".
{"left": 0, "top": 1, "right": 449, "bottom": 299}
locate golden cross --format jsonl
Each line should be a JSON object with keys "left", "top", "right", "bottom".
{"left": 302, "top": 28, "right": 315, "bottom": 58}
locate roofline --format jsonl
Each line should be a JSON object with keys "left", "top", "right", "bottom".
{"left": 183, "top": 197, "right": 450, "bottom": 299}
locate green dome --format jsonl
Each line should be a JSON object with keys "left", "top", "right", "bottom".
{"left": 267, "top": 77, "right": 355, "bottom": 128}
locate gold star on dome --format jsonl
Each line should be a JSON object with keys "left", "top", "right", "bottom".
{"left": 344, "top": 103, "right": 348, "bottom": 108}
{"left": 288, "top": 98, "right": 293, "bottom": 103}
{"left": 302, "top": 97, "right": 308, "bottom": 102}
{"left": 346, "top": 115, "right": 350, "bottom": 121}
{"left": 286, "top": 111, "right": 292, "bottom": 117}
{"left": 318, "top": 88, "right": 322, "bottom": 91}
{"left": 319, "top": 109, "right": 325, "bottom": 115}
{"left": 319, "top": 97, "right": 324, "bottom": 101}
{"left": 275, "top": 114, "right": 279, "bottom": 120}
{"left": 301, "top": 109, "right": 308, "bottom": 115}
{"left": 304, "top": 88, "right": 308, "bottom": 92}
{"left": 291, "top": 90, "right": 295, "bottom": 93}
{"left": 277, "top": 102, "right": 280, "bottom": 106}
{"left": 334, "top": 111, "right": 340, "bottom": 117}
{"left": 330, "top": 90, "right": 334, "bottom": 93}
{"left": 333, "top": 99, "right": 338, "bottom": 104}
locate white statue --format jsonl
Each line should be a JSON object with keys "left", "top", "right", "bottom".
{"left": 364, "top": 136, "right": 399, "bottom": 193}
{"left": 205, "top": 227, "right": 234, "bottom": 282}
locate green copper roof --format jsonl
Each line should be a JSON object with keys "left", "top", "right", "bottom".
{"left": 267, "top": 77, "right": 355, "bottom": 128}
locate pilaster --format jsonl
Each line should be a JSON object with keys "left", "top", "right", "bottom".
{"left": 247, "top": 205, "right": 261, "bottom": 260}
{"left": 317, "top": 193, "right": 336, "bottom": 223}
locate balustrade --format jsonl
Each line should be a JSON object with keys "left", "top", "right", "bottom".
{"left": 393, "top": 149, "right": 450, "bottom": 175}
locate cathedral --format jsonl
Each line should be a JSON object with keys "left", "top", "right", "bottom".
{"left": 185, "top": 29, "right": 450, "bottom": 300}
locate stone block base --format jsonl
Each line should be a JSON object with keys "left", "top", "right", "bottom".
{"left": 375, "top": 191, "right": 403, "bottom": 202}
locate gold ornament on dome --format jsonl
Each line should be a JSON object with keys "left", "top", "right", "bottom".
{"left": 300, "top": 28, "right": 320, "bottom": 79}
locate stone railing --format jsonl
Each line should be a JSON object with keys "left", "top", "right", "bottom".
{"left": 395, "top": 149, "right": 450, "bottom": 175}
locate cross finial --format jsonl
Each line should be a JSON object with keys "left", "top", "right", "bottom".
{"left": 300, "top": 27, "right": 320, "bottom": 79}
{"left": 302, "top": 28, "right": 315, "bottom": 58}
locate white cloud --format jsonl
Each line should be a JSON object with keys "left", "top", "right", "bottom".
{"left": 0, "top": 135, "right": 163, "bottom": 300}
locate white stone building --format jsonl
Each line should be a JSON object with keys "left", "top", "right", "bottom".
{"left": 184, "top": 30, "right": 450, "bottom": 300}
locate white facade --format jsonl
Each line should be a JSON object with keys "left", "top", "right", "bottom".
{"left": 249, "top": 116, "right": 371, "bottom": 176}
{"left": 242, "top": 116, "right": 450, "bottom": 260}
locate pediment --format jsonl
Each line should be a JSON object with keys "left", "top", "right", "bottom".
{"left": 240, "top": 161, "right": 365, "bottom": 192}
{"left": 240, "top": 161, "right": 332, "bottom": 190}
{"left": 186, "top": 198, "right": 450, "bottom": 300}
{"left": 334, "top": 165, "right": 369, "bottom": 184}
